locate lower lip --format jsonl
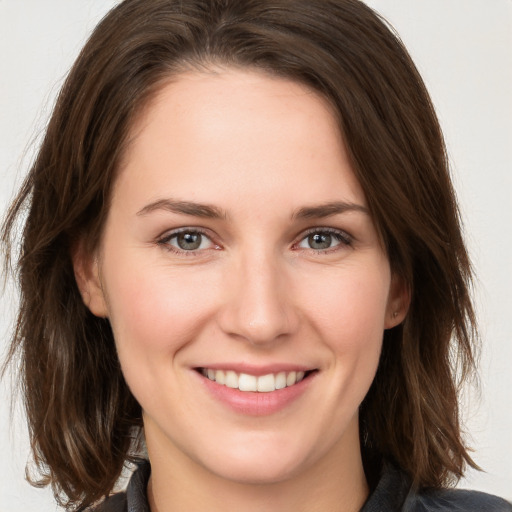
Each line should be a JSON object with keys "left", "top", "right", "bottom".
{"left": 196, "top": 371, "right": 315, "bottom": 416}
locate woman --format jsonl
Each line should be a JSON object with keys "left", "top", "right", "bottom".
{"left": 2, "top": 0, "right": 511, "bottom": 511}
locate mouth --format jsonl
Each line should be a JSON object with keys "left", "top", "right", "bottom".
{"left": 196, "top": 368, "right": 316, "bottom": 393}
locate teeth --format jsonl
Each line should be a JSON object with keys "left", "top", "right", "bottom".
{"left": 257, "top": 373, "right": 275, "bottom": 392}
{"left": 238, "top": 373, "right": 257, "bottom": 391}
{"left": 201, "top": 369, "right": 308, "bottom": 392}
{"left": 225, "top": 370, "right": 238, "bottom": 389}
{"left": 215, "top": 369, "right": 225, "bottom": 385}
{"left": 275, "top": 372, "right": 287, "bottom": 390}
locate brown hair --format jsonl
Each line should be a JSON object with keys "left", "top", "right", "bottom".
{"left": 2, "top": 0, "right": 478, "bottom": 509}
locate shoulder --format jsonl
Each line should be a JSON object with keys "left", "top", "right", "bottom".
{"left": 362, "top": 460, "right": 512, "bottom": 512}
{"left": 405, "top": 487, "right": 512, "bottom": 512}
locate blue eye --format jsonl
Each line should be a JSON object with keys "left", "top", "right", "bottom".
{"left": 297, "top": 229, "right": 351, "bottom": 251}
{"left": 159, "top": 230, "right": 215, "bottom": 252}
{"left": 175, "top": 232, "right": 203, "bottom": 250}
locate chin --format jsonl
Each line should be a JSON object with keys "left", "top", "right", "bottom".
{"left": 204, "top": 452, "right": 305, "bottom": 485}
{"left": 190, "top": 429, "right": 323, "bottom": 485}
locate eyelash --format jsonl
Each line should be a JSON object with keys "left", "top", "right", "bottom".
{"left": 157, "top": 228, "right": 218, "bottom": 256}
{"left": 293, "top": 227, "right": 353, "bottom": 254}
{"left": 157, "top": 227, "right": 353, "bottom": 256}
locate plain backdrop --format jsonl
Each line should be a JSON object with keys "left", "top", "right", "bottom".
{"left": 1, "top": 1, "right": 511, "bottom": 510}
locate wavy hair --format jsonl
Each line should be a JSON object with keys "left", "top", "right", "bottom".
{"left": 2, "top": 0, "right": 478, "bottom": 509}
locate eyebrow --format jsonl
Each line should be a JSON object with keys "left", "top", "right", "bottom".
{"left": 136, "top": 198, "right": 368, "bottom": 220}
{"left": 136, "top": 199, "right": 227, "bottom": 219}
{"left": 292, "top": 201, "right": 369, "bottom": 219}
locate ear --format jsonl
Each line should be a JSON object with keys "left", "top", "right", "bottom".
{"left": 72, "top": 240, "right": 109, "bottom": 318}
{"left": 384, "top": 273, "right": 410, "bottom": 329}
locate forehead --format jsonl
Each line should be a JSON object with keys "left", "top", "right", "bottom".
{"left": 113, "top": 67, "right": 365, "bottom": 212}
{"left": 127, "top": 67, "right": 341, "bottom": 152}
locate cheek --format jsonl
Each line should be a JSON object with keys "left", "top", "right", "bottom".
{"left": 322, "top": 275, "right": 389, "bottom": 410}
{"left": 297, "top": 261, "right": 391, "bottom": 352}
{"left": 102, "top": 255, "right": 221, "bottom": 357}
{"left": 101, "top": 255, "right": 225, "bottom": 412}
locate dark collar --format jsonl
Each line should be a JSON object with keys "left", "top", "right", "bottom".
{"left": 360, "top": 461, "right": 411, "bottom": 511}
{"left": 126, "top": 459, "right": 151, "bottom": 512}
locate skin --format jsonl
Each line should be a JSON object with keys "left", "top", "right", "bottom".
{"left": 75, "top": 68, "right": 408, "bottom": 512}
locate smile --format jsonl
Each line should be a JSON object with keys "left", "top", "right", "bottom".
{"left": 199, "top": 368, "right": 310, "bottom": 392}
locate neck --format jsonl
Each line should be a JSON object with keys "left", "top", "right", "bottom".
{"left": 145, "top": 420, "right": 369, "bottom": 512}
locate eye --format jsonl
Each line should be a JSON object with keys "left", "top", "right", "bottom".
{"left": 296, "top": 229, "right": 352, "bottom": 252}
{"left": 158, "top": 229, "right": 217, "bottom": 253}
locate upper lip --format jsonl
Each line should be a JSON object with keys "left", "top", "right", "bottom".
{"left": 194, "top": 363, "right": 316, "bottom": 376}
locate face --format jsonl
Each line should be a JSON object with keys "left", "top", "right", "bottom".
{"left": 77, "top": 68, "right": 406, "bottom": 484}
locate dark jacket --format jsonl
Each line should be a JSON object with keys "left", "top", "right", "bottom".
{"left": 93, "top": 460, "right": 512, "bottom": 512}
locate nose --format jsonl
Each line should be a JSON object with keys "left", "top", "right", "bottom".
{"left": 217, "top": 250, "right": 298, "bottom": 346}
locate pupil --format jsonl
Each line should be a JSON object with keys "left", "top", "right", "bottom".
{"left": 309, "top": 233, "right": 331, "bottom": 250}
{"left": 177, "top": 232, "right": 201, "bottom": 250}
